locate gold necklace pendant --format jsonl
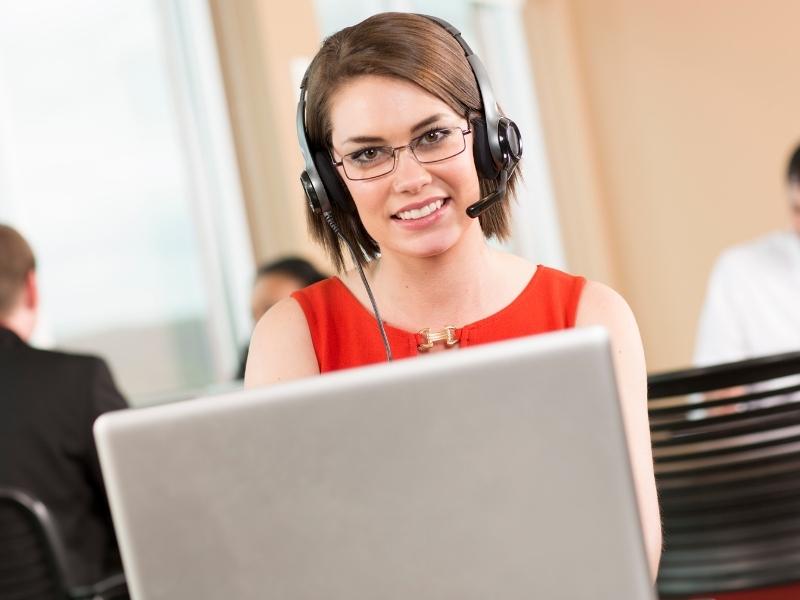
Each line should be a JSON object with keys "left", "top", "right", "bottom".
{"left": 417, "top": 325, "right": 459, "bottom": 352}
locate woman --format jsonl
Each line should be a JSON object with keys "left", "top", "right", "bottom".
{"left": 246, "top": 12, "right": 661, "bottom": 576}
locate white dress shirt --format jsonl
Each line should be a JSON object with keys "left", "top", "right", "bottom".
{"left": 694, "top": 230, "right": 800, "bottom": 367}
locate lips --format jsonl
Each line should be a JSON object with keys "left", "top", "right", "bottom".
{"left": 392, "top": 198, "right": 449, "bottom": 221}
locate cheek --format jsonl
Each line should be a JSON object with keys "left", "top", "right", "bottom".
{"left": 345, "top": 180, "right": 381, "bottom": 212}
{"left": 343, "top": 180, "right": 390, "bottom": 236}
{"left": 450, "top": 153, "right": 481, "bottom": 198}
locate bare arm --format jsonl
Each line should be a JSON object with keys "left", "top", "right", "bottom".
{"left": 244, "top": 297, "right": 320, "bottom": 388}
{"left": 575, "top": 280, "right": 662, "bottom": 579}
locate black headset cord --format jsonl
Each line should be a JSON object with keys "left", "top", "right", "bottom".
{"left": 323, "top": 211, "right": 394, "bottom": 362}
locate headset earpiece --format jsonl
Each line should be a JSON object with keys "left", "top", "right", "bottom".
{"left": 300, "top": 170, "right": 324, "bottom": 214}
{"left": 297, "top": 125, "right": 353, "bottom": 215}
{"left": 498, "top": 118, "right": 523, "bottom": 165}
{"left": 471, "top": 117, "right": 501, "bottom": 180}
{"left": 314, "top": 150, "right": 354, "bottom": 214}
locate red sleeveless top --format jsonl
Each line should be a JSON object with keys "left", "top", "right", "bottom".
{"left": 292, "top": 265, "right": 586, "bottom": 373}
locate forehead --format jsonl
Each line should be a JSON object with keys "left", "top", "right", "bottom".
{"left": 329, "top": 75, "right": 460, "bottom": 145}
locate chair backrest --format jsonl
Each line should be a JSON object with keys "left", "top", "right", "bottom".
{"left": 0, "top": 487, "right": 69, "bottom": 600}
{"left": 648, "top": 351, "right": 800, "bottom": 598}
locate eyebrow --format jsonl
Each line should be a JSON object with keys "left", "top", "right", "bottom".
{"left": 341, "top": 114, "right": 451, "bottom": 145}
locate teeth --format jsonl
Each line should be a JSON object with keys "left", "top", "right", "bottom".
{"left": 397, "top": 199, "right": 444, "bottom": 221}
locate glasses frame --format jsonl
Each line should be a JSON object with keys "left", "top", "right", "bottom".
{"left": 332, "top": 127, "right": 472, "bottom": 182}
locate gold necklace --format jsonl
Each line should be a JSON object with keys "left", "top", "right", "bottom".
{"left": 416, "top": 325, "right": 460, "bottom": 352}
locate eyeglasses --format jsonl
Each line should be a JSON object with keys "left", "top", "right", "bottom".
{"left": 333, "top": 127, "right": 471, "bottom": 181}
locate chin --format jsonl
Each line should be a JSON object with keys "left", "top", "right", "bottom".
{"left": 400, "top": 235, "right": 463, "bottom": 259}
{"left": 378, "top": 218, "right": 478, "bottom": 260}
{"left": 413, "top": 246, "right": 452, "bottom": 259}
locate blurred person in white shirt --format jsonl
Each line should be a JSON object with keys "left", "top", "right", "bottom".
{"left": 695, "top": 142, "right": 800, "bottom": 367}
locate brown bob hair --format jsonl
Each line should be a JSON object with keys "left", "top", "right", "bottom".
{"left": 302, "top": 12, "right": 520, "bottom": 271}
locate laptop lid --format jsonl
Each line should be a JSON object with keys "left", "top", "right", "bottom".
{"left": 95, "top": 326, "right": 654, "bottom": 600}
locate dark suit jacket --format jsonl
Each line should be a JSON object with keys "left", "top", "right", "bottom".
{"left": 0, "top": 326, "right": 128, "bottom": 586}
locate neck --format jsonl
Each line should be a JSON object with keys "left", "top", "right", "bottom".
{"left": 0, "top": 309, "right": 34, "bottom": 342}
{"left": 370, "top": 230, "right": 499, "bottom": 329}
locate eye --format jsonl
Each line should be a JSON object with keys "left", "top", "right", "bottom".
{"left": 349, "top": 147, "right": 387, "bottom": 163}
{"left": 419, "top": 128, "right": 451, "bottom": 145}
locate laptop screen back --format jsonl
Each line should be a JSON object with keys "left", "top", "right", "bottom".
{"left": 95, "top": 327, "right": 654, "bottom": 600}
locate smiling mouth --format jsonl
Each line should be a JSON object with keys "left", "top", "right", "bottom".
{"left": 392, "top": 198, "right": 448, "bottom": 221}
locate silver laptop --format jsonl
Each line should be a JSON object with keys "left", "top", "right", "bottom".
{"left": 95, "top": 327, "right": 654, "bottom": 600}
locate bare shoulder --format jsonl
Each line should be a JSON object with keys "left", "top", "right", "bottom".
{"left": 244, "top": 297, "right": 320, "bottom": 389}
{"left": 575, "top": 279, "right": 646, "bottom": 372}
{"left": 575, "top": 280, "right": 637, "bottom": 330}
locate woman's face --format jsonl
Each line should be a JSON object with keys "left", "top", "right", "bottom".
{"left": 328, "top": 75, "right": 482, "bottom": 261}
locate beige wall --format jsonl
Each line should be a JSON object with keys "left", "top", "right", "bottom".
{"left": 525, "top": 0, "right": 800, "bottom": 371}
{"left": 209, "top": 0, "right": 329, "bottom": 271}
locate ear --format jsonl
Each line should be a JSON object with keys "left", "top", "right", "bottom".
{"left": 23, "top": 270, "right": 38, "bottom": 311}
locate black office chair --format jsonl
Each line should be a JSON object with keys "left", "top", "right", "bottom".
{"left": 648, "top": 350, "right": 800, "bottom": 600}
{"left": 0, "top": 487, "right": 127, "bottom": 600}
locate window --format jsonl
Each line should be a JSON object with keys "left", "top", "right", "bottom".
{"left": 0, "top": 0, "right": 252, "bottom": 403}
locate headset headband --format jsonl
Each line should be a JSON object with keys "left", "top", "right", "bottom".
{"left": 417, "top": 15, "right": 505, "bottom": 170}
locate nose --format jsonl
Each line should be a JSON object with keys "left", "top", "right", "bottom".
{"left": 391, "top": 146, "right": 431, "bottom": 194}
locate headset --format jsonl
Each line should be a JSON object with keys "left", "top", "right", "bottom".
{"left": 294, "top": 14, "right": 523, "bottom": 362}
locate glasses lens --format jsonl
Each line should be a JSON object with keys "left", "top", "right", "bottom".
{"left": 342, "top": 147, "right": 395, "bottom": 180}
{"left": 412, "top": 128, "right": 466, "bottom": 164}
{"left": 339, "top": 128, "right": 467, "bottom": 181}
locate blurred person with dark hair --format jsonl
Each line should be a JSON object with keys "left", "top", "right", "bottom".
{"left": 235, "top": 256, "right": 327, "bottom": 379}
{"left": 695, "top": 143, "right": 800, "bottom": 366}
{"left": 0, "top": 224, "right": 128, "bottom": 586}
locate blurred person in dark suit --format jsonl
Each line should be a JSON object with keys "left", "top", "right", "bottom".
{"left": 0, "top": 224, "right": 128, "bottom": 586}
{"left": 235, "top": 256, "right": 327, "bottom": 379}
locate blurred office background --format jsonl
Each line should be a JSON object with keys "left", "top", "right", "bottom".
{"left": 1, "top": 0, "right": 799, "bottom": 404}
